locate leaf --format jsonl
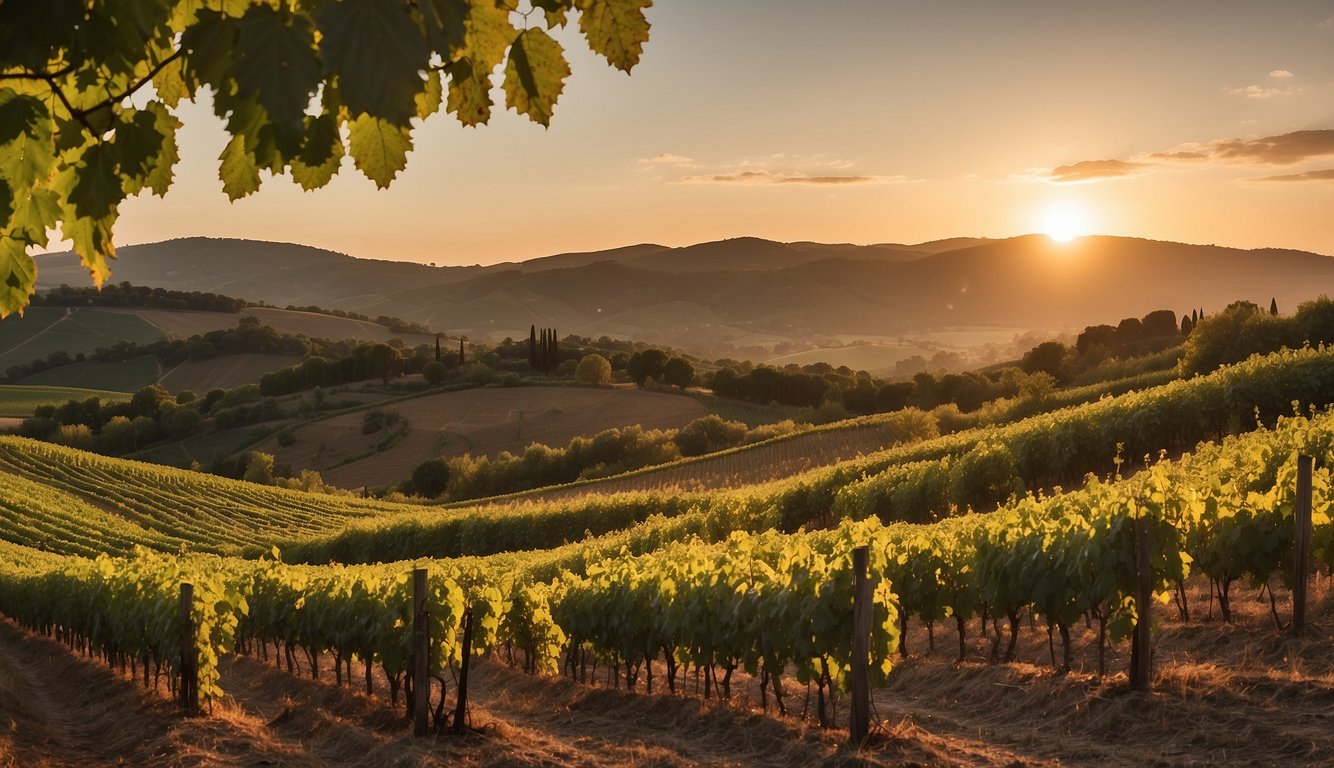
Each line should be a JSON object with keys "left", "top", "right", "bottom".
{"left": 5, "top": 188, "right": 59, "bottom": 246}
{"left": 65, "top": 143, "right": 125, "bottom": 220}
{"left": 459, "top": 0, "right": 516, "bottom": 67}
{"left": 0, "top": 162, "right": 12, "bottom": 229}
{"left": 112, "top": 108, "right": 167, "bottom": 195}
{"left": 575, "top": 0, "right": 651, "bottom": 72}
{"left": 219, "top": 134, "right": 261, "bottom": 200}
{"left": 438, "top": 0, "right": 515, "bottom": 128}
{"left": 418, "top": 0, "right": 469, "bottom": 55}
{"left": 143, "top": 102, "right": 182, "bottom": 196}
{"left": 0, "top": 90, "right": 55, "bottom": 192}
{"left": 233, "top": 5, "right": 322, "bottom": 135}
{"left": 318, "top": 0, "right": 429, "bottom": 126}
{"left": 503, "top": 28, "right": 569, "bottom": 127}
{"left": 151, "top": 55, "right": 191, "bottom": 108}
{"left": 347, "top": 113, "right": 411, "bottom": 188}
{"left": 416, "top": 70, "right": 444, "bottom": 120}
{"left": 180, "top": 9, "right": 238, "bottom": 92}
{"left": 60, "top": 211, "right": 116, "bottom": 288}
{"left": 445, "top": 59, "right": 493, "bottom": 127}
{"left": 290, "top": 113, "right": 344, "bottom": 191}
{"left": 0, "top": 236, "right": 36, "bottom": 317}
{"left": 533, "top": 0, "right": 572, "bottom": 28}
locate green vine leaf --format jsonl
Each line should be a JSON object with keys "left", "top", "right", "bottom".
{"left": 0, "top": 237, "right": 37, "bottom": 317}
{"left": 348, "top": 113, "right": 411, "bottom": 189}
{"left": 291, "top": 112, "right": 345, "bottom": 191}
{"left": 318, "top": 0, "right": 429, "bottom": 126}
{"left": 219, "top": 134, "right": 261, "bottom": 201}
{"left": 503, "top": 28, "right": 570, "bottom": 128}
{"left": 575, "top": 0, "right": 652, "bottom": 72}
{"left": 65, "top": 143, "right": 125, "bottom": 221}
{"left": 233, "top": 5, "right": 322, "bottom": 136}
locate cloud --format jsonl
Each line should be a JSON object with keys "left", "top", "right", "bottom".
{"left": 1249, "top": 168, "right": 1334, "bottom": 182}
{"left": 1321, "top": 16, "right": 1334, "bottom": 29}
{"left": 1032, "top": 129, "right": 1334, "bottom": 185}
{"left": 1226, "top": 83, "right": 1309, "bottom": 98}
{"left": 1269, "top": 69, "right": 1294, "bottom": 79}
{"left": 1145, "top": 130, "right": 1334, "bottom": 166}
{"left": 659, "top": 153, "right": 911, "bottom": 186}
{"left": 1047, "top": 159, "right": 1148, "bottom": 183}
{"left": 679, "top": 170, "right": 904, "bottom": 185}
{"left": 639, "top": 153, "right": 696, "bottom": 167}
{"left": 1206, "top": 130, "right": 1334, "bottom": 164}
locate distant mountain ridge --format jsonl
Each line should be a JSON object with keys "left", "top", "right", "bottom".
{"left": 35, "top": 234, "right": 1334, "bottom": 356}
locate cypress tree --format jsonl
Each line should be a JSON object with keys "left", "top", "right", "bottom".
{"left": 1270, "top": 297, "right": 1278, "bottom": 315}
{"left": 459, "top": 338, "right": 465, "bottom": 366}
{"left": 529, "top": 325, "right": 538, "bottom": 368}
{"left": 435, "top": 335, "right": 441, "bottom": 362}
{"left": 1191, "top": 308, "right": 1198, "bottom": 324}
{"left": 551, "top": 329, "right": 558, "bottom": 370}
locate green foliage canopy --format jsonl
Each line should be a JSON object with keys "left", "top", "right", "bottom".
{"left": 0, "top": 0, "right": 654, "bottom": 316}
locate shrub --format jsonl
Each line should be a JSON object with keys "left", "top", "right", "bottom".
{"left": 576, "top": 354, "right": 612, "bottom": 386}
{"left": 423, "top": 360, "right": 448, "bottom": 384}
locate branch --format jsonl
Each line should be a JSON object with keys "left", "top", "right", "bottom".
{"left": 71, "top": 48, "right": 185, "bottom": 120}
{"left": 0, "top": 62, "right": 77, "bottom": 82}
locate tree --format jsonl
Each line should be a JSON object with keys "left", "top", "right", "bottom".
{"left": 575, "top": 353, "right": 611, "bottom": 386}
{"left": 1270, "top": 297, "right": 1279, "bottom": 316}
{"left": 1020, "top": 340, "right": 1068, "bottom": 382}
{"left": 626, "top": 348, "right": 667, "bottom": 387}
{"left": 662, "top": 356, "right": 694, "bottom": 390}
{"left": 242, "top": 451, "right": 275, "bottom": 485}
{"left": 528, "top": 325, "right": 538, "bottom": 369}
{"left": 409, "top": 456, "right": 450, "bottom": 499}
{"left": 422, "top": 360, "right": 447, "bottom": 385}
{"left": 364, "top": 342, "right": 402, "bottom": 384}
{"left": 0, "top": 0, "right": 654, "bottom": 316}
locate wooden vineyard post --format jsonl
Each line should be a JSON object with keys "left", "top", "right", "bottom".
{"left": 453, "top": 607, "right": 474, "bottom": 733}
{"left": 1129, "top": 516, "right": 1152, "bottom": 691}
{"left": 412, "top": 568, "right": 429, "bottom": 738}
{"left": 1293, "top": 455, "right": 1314, "bottom": 636}
{"left": 850, "top": 546, "right": 872, "bottom": 747}
{"left": 179, "top": 583, "right": 198, "bottom": 716}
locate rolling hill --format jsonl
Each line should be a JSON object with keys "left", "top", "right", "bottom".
{"left": 36, "top": 235, "right": 1334, "bottom": 358}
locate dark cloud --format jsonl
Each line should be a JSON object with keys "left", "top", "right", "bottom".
{"left": 1044, "top": 129, "right": 1334, "bottom": 183}
{"left": 1048, "top": 159, "right": 1147, "bottom": 182}
{"left": 1207, "top": 130, "right": 1334, "bottom": 165}
{"left": 1250, "top": 168, "right": 1334, "bottom": 182}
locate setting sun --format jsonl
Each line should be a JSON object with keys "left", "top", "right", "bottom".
{"left": 1042, "top": 205, "right": 1090, "bottom": 242}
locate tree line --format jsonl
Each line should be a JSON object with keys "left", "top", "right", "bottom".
{"left": 34, "top": 282, "right": 245, "bottom": 313}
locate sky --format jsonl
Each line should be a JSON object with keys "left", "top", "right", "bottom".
{"left": 111, "top": 0, "right": 1334, "bottom": 265}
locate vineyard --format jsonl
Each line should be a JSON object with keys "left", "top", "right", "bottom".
{"left": 1, "top": 347, "right": 1333, "bottom": 765}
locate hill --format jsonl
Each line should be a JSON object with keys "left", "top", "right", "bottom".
{"left": 253, "top": 386, "right": 710, "bottom": 489}
{"left": 37, "top": 235, "right": 1334, "bottom": 361}
{"left": 0, "top": 304, "right": 438, "bottom": 393}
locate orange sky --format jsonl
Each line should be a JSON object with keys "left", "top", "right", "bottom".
{"left": 109, "top": 1, "right": 1334, "bottom": 264}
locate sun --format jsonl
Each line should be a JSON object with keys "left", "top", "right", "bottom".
{"left": 1041, "top": 205, "right": 1089, "bottom": 243}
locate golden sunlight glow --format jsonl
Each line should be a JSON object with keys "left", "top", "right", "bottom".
{"left": 1041, "top": 205, "right": 1089, "bottom": 243}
